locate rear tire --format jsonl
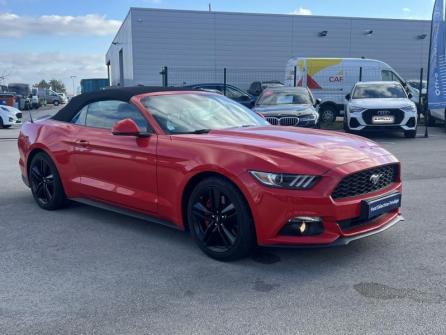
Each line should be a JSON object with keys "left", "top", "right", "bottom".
{"left": 29, "top": 152, "right": 66, "bottom": 210}
{"left": 53, "top": 100, "right": 60, "bottom": 106}
{"left": 187, "top": 177, "right": 256, "bottom": 261}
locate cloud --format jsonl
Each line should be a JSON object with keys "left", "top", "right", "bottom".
{"left": 403, "top": 8, "right": 411, "bottom": 13}
{"left": 290, "top": 7, "right": 312, "bottom": 15}
{"left": 0, "top": 13, "right": 121, "bottom": 37}
{"left": 0, "top": 52, "right": 107, "bottom": 94}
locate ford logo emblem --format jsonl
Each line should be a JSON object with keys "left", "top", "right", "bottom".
{"left": 370, "top": 173, "right": 383, "bottom": 185}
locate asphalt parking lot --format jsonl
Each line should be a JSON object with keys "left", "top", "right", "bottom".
{"left": 1, "top": 108, "right": 445, "bottom": 334}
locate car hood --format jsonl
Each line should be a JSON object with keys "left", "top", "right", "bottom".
{"left": 253, "top": 104, "right": 316, "bottom": 115}
{"left": 181, "top": 126, "right": 393, "bottom": 174}
{"left": 0, "top": 105, "right": 20, "bottom": 115}
{"left": 350, "top": 98, "right": 414, "bottom": 109}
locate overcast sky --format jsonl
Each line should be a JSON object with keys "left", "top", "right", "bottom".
{"left": 0, "top": 0, "right": 435, "bottom": 94}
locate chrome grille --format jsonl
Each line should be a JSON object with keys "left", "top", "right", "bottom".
{"left": 266, "top": 116, "right": 299, "bottom": 126}
{"left": 332, "top": 164, "right": 398, "bottom": 200}
{"left": 266, "top": 117, "right": 279, "bottom": 125}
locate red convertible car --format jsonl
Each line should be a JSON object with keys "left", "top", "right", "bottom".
{"left": 18, "top": 87, "right": 403, "bottom": 261}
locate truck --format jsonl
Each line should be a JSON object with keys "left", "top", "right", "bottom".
{"left": 285, "top": 58, "right": 419, "bottom": 122}
{"left": 80, "top": 78, "right": 109, "bottom": 94}
{"left": 7, "top": 83, "right": 31, "bottom": 110}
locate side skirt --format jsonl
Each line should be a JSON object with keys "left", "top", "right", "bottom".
{"left": 71, "top": 198, "right": 180, "bottom": 230}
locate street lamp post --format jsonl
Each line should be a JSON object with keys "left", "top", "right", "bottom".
{"left": 70, "top": 75, "right": 77, "bottom": 96}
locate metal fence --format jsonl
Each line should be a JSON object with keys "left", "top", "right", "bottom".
{"left": 159, "top": 65, "right": 430, "bottom": 132}
{"left": 160, "top": 66, "right": 426, "bottom": 90}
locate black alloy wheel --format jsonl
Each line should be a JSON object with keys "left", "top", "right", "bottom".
{"left": 187, "top": 177, "right": 255, "bottom": 261}
{"left": 319, "top": 106, "right": 337, "bottom": 124}
{"left": 29, "top": 152, "right": 66, "bottom": 210}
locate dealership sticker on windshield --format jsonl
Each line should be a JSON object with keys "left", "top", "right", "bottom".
{"left": 360, "top": 193, "right": 401, "bottom": 220}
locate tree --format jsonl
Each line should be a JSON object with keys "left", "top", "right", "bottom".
{"left": 35, "top": 80, "right": 50, "bottom": 89}
{"left": 48, "top": 79, "right": 66, "bottom": 93}
{"left": 0, "top": 69, "right": 9, "bottom": 84}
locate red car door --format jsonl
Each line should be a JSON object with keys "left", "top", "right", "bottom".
{"left": 72, "top": 100, "right": 158, "bottom": 215}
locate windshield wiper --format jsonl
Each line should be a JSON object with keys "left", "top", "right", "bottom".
{"left": 182, "top": 128, "right": 212, "bottom": 134}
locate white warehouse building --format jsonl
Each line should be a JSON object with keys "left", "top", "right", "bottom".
{"left": 106, "top": 8, "right": 430, "bottom": 88}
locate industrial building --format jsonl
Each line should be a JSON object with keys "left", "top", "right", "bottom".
{"left": 106, "top": 8, "right": 430, "bottom": 88}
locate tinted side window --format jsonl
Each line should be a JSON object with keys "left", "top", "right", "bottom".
{"left": 71, "top": 105, "right": 88, "bottom": 125}
{"left": 226, "top": 87, "right": 244, "bottom": 99}
{"left": 85, "top": 100, "right": 149, "bottom": 130}
{"left": 381, "top": 70, "right": 393, "bottom": 81}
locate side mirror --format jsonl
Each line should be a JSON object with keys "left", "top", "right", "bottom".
{"left": 239, "top": 95, "right": 250, "bottom": 102}
{"left": 408, "top": 93, "right": 413, "bottom": 99}
{"left": 112, "top": 118, "right": 150, "bottom": 137}
{"left": 315, "top": 98, "right": 321, "bottom": 105}
{"left": 345, "top": 93, "right": 351, "bottom": 100}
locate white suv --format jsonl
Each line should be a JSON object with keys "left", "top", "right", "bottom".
{"left": 0, "top": 105, "right": 22, "bottom": 128}
{"left": 344, "top": 81, "right": 417, "bottom": 138}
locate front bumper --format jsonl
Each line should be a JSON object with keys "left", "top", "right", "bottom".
{"left": 239, "top": 156, "right": 403, "bottom": 246}
{"left": 347, "top": 109, "right": 417, "bottom": 131}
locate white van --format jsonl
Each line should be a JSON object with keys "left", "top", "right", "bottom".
{"left": 285, "top": 57, "right": 418, "bottom": 122}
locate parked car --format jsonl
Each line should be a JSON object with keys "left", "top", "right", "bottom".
{"left": 0, "top": 104, "right": 22, "bottom": 128}
{"left": 252, "top": 87, "right": 320, "bottom": 128}
{"left": 247, "top": 80, "right": 284, "bottom": 98}
{"left": 407, "top": 80, "right": 427, "bottom": 95}
{"left": 344, "top": 81, "right": 417, "bottom": 138}
{"left": 183, "top": 83, "right": 255, "bottom": 108}
{"left": 428, "top": 107, "right": 446, "bottom": 129}
{"left": 36, "top": 88, "right": 66, "bottom": 106}
{"left": 19, "top": 86, "right": 403, "bottom": 261}
{"left": 285, "top": 57, "right": 420, "bottom": 122}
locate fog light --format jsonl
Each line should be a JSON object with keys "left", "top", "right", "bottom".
{"left": 280, "top": 216, "right": 324, "bottom": 236}
{"left": 298, "top": 222, "right": 307, "bottom": 234}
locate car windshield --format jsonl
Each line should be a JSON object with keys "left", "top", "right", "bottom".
{"left": 141, "top": 93, "right": 269, "bottom": 134}
{"left": 257, "top": 90, "right": 313, "bottom": 106}
{"left": 352, "top": 84, "right": 407, "bottom": 99}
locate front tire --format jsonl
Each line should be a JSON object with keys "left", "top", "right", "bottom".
{"left": 319, "top": 105, "right": 337, "bottom": 124}
{"left": 404, "top": 129, "right": 417, "bottom": 138}
{"left": 187, "top": 177, "right": 256, "bottom": 261}
{"left": 0, "top": 117, "right": 4, "bottom": 129}
{"left": 29, "top": 152, "right": 66, "bottom": 210}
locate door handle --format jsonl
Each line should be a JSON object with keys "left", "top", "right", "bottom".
{"left": 75, "top": 139, "right": 90, "bottom": 147}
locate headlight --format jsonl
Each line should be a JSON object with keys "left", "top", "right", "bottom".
{"left": 349, "top": 106, "right": 364, "bottom": 113}
{"left": 299, "top": 113, "right": 317, "bottom": 122}
{"left": 250, "top": 171, "right": 319, "bottom": 189}
{"left": 401, "top": 105, "right": 417, "bottom": 113}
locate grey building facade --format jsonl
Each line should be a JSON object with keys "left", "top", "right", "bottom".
{"left": 106, "top": 8, "right": 430, "bottom": 88}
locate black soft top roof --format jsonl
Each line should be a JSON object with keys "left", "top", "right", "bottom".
{"left": 52, "top": 86, "right": 198, "bottom": 122}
